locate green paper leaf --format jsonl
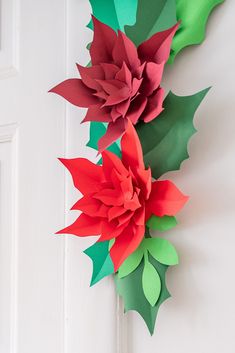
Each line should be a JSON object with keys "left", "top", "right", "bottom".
{"left": 125, "top": 0, "right": 177, "bottom": 46}
{"left": 147, "top": 215, "right": 177, "bottom": 232}
{"left": 87, "top": 122, "right": 121, "bottom": 161}
{"left": 142, "top": 255, "right": 161, "bottom": 306}
{"left": 136, "top": 88, "right": 210, "bottom": 179}
{"left": 88, "top": 0, "right": 138, "bottom": 31}
{"left": 108, "top": 238, "right": 115, "bottom": 251}
{"left": 145, "top": 238, "right": 179, "bottom": 266}
{"left": 84, "top": 241, "right": 114, "bottom": 286}
{"left": 118, "top": 246, "right": 143, "bottom": 279}
{"left": 115, "top": 256, "right": 170, "bottom": 335}
{"left": 169, "top": 0, "right": 224, "bottom": 63}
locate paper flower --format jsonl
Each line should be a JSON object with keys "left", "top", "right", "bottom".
{"left": 57, "top": 120, "right": 188, "bottom": 270}
{"left": 50, "top": 17, "right": 179, "bottom": 151}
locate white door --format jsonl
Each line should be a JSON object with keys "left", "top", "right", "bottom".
{"left": 0, "top": 1, "right": 234, "bottom": 353}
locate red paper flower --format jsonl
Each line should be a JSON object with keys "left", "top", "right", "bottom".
{"left": 57, "top": 121, "right": 188, "bottom": 270}
{"left": 50, "top": 17, "right": 179, "bottom": 151}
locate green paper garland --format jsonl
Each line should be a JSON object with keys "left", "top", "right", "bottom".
{"left": 85, "top": 0, "right": 221, "bottom": 332}
{"left": 85, "top": 0, "right": 222, "bottom": 334}
{"left": 53, "top": 0, "right": 224, "bottom": 335}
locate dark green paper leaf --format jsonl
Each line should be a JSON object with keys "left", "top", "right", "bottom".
{"left": 125, "top": 0, "right": 177, "bottom": 46}
{"left": 169, "top": 0, "right": 225, "bottom": 63}
{"left": 84, "top": 241, "right": 114, "bottom": 286}
{"left": 136, "top": 88, "right": 210, "bottom": 179}
{"left": 87, "top": 0, "right": 138, "bottom": 31}
{"left": 115, "top": 256, "right": 170, "bottom": 335}
{"left": 147, "top": 215, "right": 177, "bottom": 231}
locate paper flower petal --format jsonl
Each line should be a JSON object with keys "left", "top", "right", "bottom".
{"left": 142, "top": 88, "right": 164, "bottom": 123}
{"left": 110, "top": 224, "right": 145, "bottom": 271}
{"left": 49, "top": 79, "right": 98, "bottom": 107}
{"left": 146, "top": 180, "right": 189, "bottom": 217}
{"left": 59, "top": 158, "right": 105, "bottom": 194}
{"left": 90, "top": 16, "right": 117, "bottom": 65}
{"left": 138, "top": 22, "right": 179, "bottom": 64}
{"left": 57, "top": 213, "right": 101, "bottom": 236}
{"left": 112, "top": 30, "right": 140, "bottom": 70}
{"left": 121, "top": 119, "right": 145, "bottom": 170}
{"left": 98, "top": 118, "right": 127, "bottom": 152}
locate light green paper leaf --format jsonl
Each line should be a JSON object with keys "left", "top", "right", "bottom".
{"left": 118, "top": 246, "right": 143, "bottom": 279}
{"left": 115, "top": 256, "right": 170, "bottom": 335}
{"left": 136, "top": 88, "right": 210, "bottom": 179}
{"left": 145, "top": 238, "right": 179, "bottom": 266}
{"left": 169, "top": 0, "right": 225, "bottom": 63}
{"left": 84, "top": 241, "right": 114, "bottom": 286}
{"left": 142, "top": 257, "right": 161, "bottom": 306}
{"left": 108, "top": 239, "right": 115, "bottom": 251}
{"left": 147, "top": 215, "right": 177, "bottom": 232}
{"left": 125, "top": 0, "right": 177, "bottom": 46}
{"left": 88, "top": 0, "right": 138, "bottom": 31}
{"left": 87, "top": 122, "right": 121, "bottom": 161}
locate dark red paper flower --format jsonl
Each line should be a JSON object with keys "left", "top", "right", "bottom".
{"left": 50, "top": 17, "right": 179, "bottom": 151}
{"left": 57, "top": 120, "right": 188, "bottom": 270}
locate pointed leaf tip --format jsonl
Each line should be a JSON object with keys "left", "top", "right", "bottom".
{"left": 84, "top": 241, "right": 114, "bottom": 286}
{"left": 115, "top": 256, "right": 171, "bottom": 334}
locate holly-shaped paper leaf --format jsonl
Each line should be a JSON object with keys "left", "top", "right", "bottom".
{"left": 115, "top": 255, "right": 170, "bottom": 335}
{"left": 87, "top": 0, "right": 138, "bottom": 31}
{"left": 136, "top": 88, "right": 210, "bottom": 179}
{"left": 84, "top": 241, "right": 114, "bottom": 286}
{"left": 125, "top": 0, "right": 177, "bottom": 46}
{"left": 147, "top": 215, "right": 177, "bottom": 231}
{"left": 169, "top": 0, "right": 224, "bottom": 63}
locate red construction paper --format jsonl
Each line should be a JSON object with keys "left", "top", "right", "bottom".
{"left": 50, "top": 17, "right": 179, "bottom": 151}
{"left": 58, "top": 120, "right": 188, "bottom": 270}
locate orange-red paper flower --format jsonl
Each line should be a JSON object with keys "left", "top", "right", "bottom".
{"left": 50, "top": 17, "right": 179, "bottom": 152}
{"left": 58, "top": 121, "right": 188, "bottom": 270}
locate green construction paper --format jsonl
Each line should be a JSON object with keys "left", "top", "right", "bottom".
{"left": 87, "top": 0, "right": 138, "bottom": 31}
{"left": 87, "top": 122, "right": 121, "bottom": 162}
{"left": 147, "top": 215, "right": 177, "bottom": 232}
{"left": 136, "top": 88, "right": 210, "bottom": 179}
{"left": 145, "top": 238, "right": 179, "bottom": 266}
{"left": 115, "top": 256, "right": 170, "bottom": 335}
{"left": 125, "top": 0, "right": 177, "bottom": 46}
{"left": 108, "top": 238, "right": 115, "bottom": 250}
{"left": 84, "top": 241, "right": 114, "bottom": 286}
{"left": 142, "top": 253, "right": 161, "bottom": 306}
{"left": 169, "top": 0, "right": 224, "bottom": 63}
{"left": 118, "top": 246, "right": 143, "bottom": 279}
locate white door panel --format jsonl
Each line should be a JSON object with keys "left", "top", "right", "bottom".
{"left": 0, "top": 0, "right": 234, "bottom": 352}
